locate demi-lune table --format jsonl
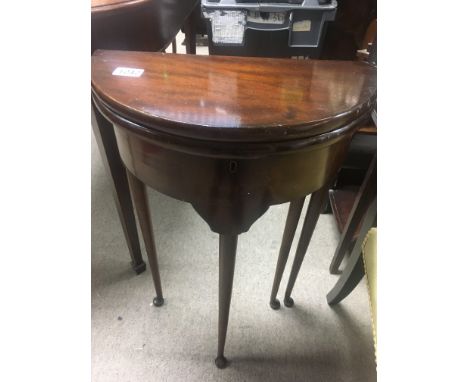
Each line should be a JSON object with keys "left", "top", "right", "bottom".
{"left": 91, "top": 50, "right": 376, "bottom": 368}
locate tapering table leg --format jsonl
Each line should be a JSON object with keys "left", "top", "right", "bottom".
{"left": 329, "top": 155, "right": 377, "bottom": 274}
{"left": 126, "top": 170, "right": 164, "bottom": 307}
{"left": 283, "top": 185, "right": 330, "bottom": 307}
{"left": 327, "top": 197, "right": 376, "bottom": 305}
{"left": 215, "top": 234, "right": 238, "bottom": 369}
{"left": 91, "top": 103, "right": 146, "bottom": 274}
{"left": 269, "top": 197, "right": 306, "bottom": 310}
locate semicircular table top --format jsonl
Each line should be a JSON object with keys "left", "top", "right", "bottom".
{"left": 91, "top": 0, "right": 151, "bottom": 14}
{"left": 92, "top": 50, "right": 377, "bottom": 142}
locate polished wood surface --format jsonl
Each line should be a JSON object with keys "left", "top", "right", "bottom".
{"left": 357, "top": 123, "right": 377, "bottom": 135}
{"left": 329, "top": 155, "right": 377, "bottom": 274}
{"left": 216, "top": 234, "right": 238, "bottom": 369}
{"left": 93, "top": 51, "right": 376, "bottom": 234}
{"left": 321, "top": 0, "right": 377, "bottom": 60}
{"left": 91, "top": 0, "right": 151, "bottom": 14}
{"left": 91, "top": 0, "right": 198, "bottom": 53}
{"left": 92, "top": 50, "right": 377, "bottom": 141}
{"left": 92, "top": 52, "right": 376, "bottom": 367}
{"left": 127, "top": 170, "right": 164, "bottom": 305}
{"left": 329, "top": 188, "right": 359, "bottom": 234}
{"left": 91, "top": 0, "right": 159, "bottom": 53}
{"left": 283, "top": 184, "right": 331, "bottom": 307}
{"left": 269, "top": 197, "right": 306, "bottom": 310}
{"left": 327, "top": 196, "right": 376, "bottom": 305}
{"left": 91, "top": 103, "right": 146, "bottom": 273}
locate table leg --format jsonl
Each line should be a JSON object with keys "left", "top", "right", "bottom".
{"left": 329, "top": 155, "right": 376, "bottom": 274}
{"left": 91, "top": 103, "right": 146, "bottom": 274}
{"left": 184, "top": 6, "right": 197, "bottom": 54}
{"left": 269, "top": 197, "right": 306, "bottom": 310}
{"left": 126, "top": 170, "right": 164, "bottom": 307}
{"left": 283, "top": 185, "right": 330, "bottom": 307}
{"left": 215, "top": 234, "right": 238, "bottom": 369}
{"left": 327, "top": 198, "right": 376, "bottom": 305}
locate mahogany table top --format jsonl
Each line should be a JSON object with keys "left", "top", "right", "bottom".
{"left": 91, "top": 50, "right": 377, "bottom": 142}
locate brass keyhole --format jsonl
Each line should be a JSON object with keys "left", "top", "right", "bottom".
{"left": 228, "top": 160, "right": 238, "bottom": 174}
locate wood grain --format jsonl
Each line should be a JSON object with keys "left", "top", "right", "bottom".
{"left": 91, "top": 0, "right": 150, "bottom": 14}
{"left": 91, "top": 0, "right": 198, "bottom": 53}
{"left": 92, "top": 50, "right": 377, "bottom": 142}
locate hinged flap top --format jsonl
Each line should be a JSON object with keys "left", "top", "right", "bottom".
{"left": 92, "top": 50, "right": 376, "bottom": 142}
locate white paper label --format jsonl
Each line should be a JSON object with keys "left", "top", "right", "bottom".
{"left": 112, "top": 67, "right": 144, "bottom": 77}
{"left": 247, "top": 11, "right": 286, "bottom": 25}
{"left": 292, "top": 20, "right": 312, "bottom": 32}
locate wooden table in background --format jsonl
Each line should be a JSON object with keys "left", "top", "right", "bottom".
{"left": 91, "top": 0, "right": 198, "bottom": 53}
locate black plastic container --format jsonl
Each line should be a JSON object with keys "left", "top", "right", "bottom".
{"left": 202, "top": 0, "right": 337, "bottom": 57}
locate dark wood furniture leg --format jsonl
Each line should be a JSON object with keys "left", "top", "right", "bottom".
{"left": 91, "top": 103, "right": 146, "bottom": 274}
{"left": 329, "top": 155, "right": 376, "bottom": 274}
{"left": 215, "top": 234, "right": 238, "bottom": 369}
{"left": 269, "top": 197, "right": 306, "bottom": 310}
{"left": 283, "top": 185, "right": 330, "bottom": 307}
{"left": 327, "top": 197, "right": 376, "bottom": 305}
{"left": 126, "top": 169, "right": 164, "bottom": 306}
{"left": 184, "top": 6, "right": 197, "bottom": 54}
{"left": 172, "top": 38, "right": 177, "bottom": 54}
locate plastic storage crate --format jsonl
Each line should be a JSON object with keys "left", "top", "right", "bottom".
{"left": 201, "top": 0, "right": 337, "bottom": 57}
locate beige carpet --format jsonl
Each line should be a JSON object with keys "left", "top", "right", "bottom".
{"left": 91, "top": 132, "right": 376, "bottom": 381}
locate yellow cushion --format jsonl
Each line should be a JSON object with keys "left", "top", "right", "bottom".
{"left": 362, "top": 227, "right": 377, "bottom": 358}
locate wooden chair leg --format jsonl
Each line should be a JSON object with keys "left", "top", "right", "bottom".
{"left": 91, "top": 102, "right": 146, "bottom": 274}
{"left": 184, "top": 7, "right": 197, "bottom": 54}
{"left": 327, "top": 197, "right": 376, "bottom": 305}
{"left": 172, "top": 38, "right": 177, "bottom": 54}
{"left": 283, "top": 185, "right": 330, "bottom": 308}
{"left": 269, "top": 197, "right": 305, "bottom": 310}
{"left": 215, "top": 234, "right": 238, "bottom": 369}
{"left": 126, "top": 170, "right": 164, "bottom": 306}
{"left": 329, "top": 155, "right": 377, "bottom": 274}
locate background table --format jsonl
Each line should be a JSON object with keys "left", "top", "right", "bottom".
{"left": 91, "top": 0, "right": 198, "bottom": 53}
